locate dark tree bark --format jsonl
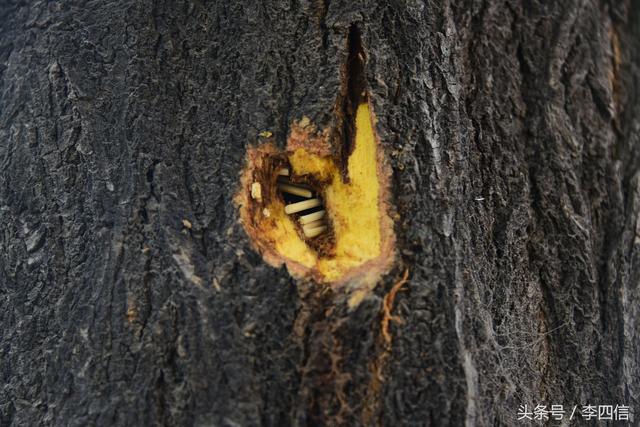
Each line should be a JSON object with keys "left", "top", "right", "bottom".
{"left": 1, "top": 0, "right": 639, "bottom": 426}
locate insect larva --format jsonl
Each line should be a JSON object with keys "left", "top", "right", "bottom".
{"left": 277, "top": 183, "right": 313, "bottom": 198}
{"left": 303, "top": 225, "right": 326, "bottom": 238}
{"left": 302, "top": 221, "right": 325, "bottom": 234}
{"left": 302, "top": 219, "right": 324, "bottom": 228}
{"left": 299, "top": 210, "right": 325, "bottom": 224}
{"left": 277, "top": 171, "right": 327, "bottom": 238}
{"left": 284, "top": 198, "right": 321, "bottom": 214}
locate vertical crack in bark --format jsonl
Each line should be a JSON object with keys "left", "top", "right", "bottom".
{"left": 292, "top": 284, "right": 347, "bottom": 425}
{"left": 334, "top": 24, "right": 367, "bottom": 182}
{"left": 362, "top": 269, "right": 409, "bottom": 426}
{"left": 315, "top": 0, "right": 331, "bottom": 49}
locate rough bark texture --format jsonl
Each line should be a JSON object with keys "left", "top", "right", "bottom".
{"left": 1, "top": 0, "right": 639, "bottom": 426}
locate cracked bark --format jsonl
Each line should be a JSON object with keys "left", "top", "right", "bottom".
{"left": 1, "top": 0, "right": 639, "bottom": 426}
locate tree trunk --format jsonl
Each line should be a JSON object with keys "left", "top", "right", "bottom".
{"left": 1, "top": 1, "right": 639, "bottom": 426}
